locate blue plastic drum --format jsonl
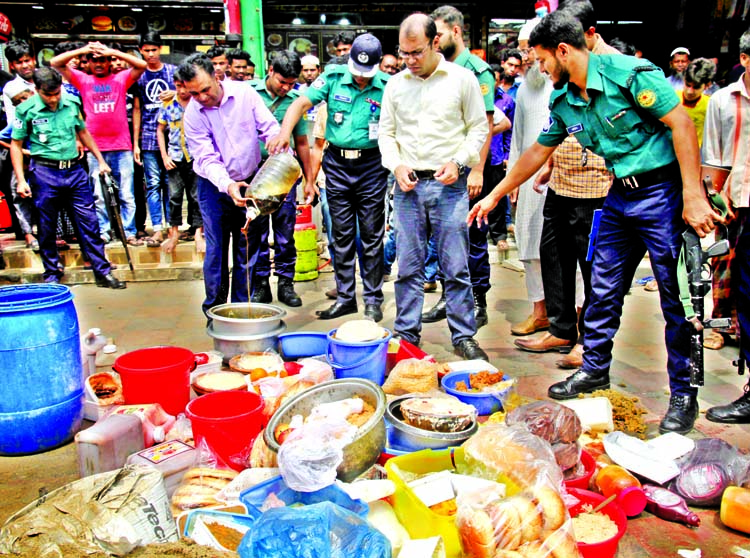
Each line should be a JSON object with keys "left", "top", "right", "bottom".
{"left": 0, "top": 284, "right": 84, "bottom": 454}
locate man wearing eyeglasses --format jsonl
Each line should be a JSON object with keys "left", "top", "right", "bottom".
{"left": 379, "top": 13, "right": 489, "bottom": 360}
{"left": 51, "top": 41, "right": 147, "bottom": 247}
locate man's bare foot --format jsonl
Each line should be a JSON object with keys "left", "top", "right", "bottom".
{"left": 150, "top": 230, "right": 164, "bottom": 243}
{"left": 162, "top": 237, "right": 178, "bottom": 253}
{"left": 195, "top": 229, "right": 206, "bottom": 254}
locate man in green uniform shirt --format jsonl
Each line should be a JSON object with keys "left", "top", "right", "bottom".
{"left": 11, "top": 67, "right": 125, "bottom": 289}
{"left": 267, "top": 34, "right": 390, "bottom": 323}
{"left": 422, "top": 5, "right": 510, "bottom": 329}
{"left": 468, "top": 10, "right": 721, "bottom": 434}
{"left": 249, "top": 50, "right": 312, "bottom": 308}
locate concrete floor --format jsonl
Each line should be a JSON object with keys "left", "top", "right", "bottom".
{"left": 1, "top": 260, "right": 749, "bottom": 556}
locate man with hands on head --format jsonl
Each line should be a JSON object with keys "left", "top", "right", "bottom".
{"left": 468, "top": 10, "right": 722, "bottom": 434}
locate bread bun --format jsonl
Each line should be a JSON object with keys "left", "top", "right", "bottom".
{"left": 182, "top": 467, "right": 238, "bottom": 483}
{"left": 542, "top": 528, "right": 579, "bottom": 558}
{"left": 532, "top": 486, "right": 566, "bottom": 533}
{"left": 509, "top": 496, "right": 542, "bottom": 543}
{"left": 487, "top": 501, "right": 522, "bottom": 551}
{"left": 492, "top": 550, "right": 524, "bottom": 558}
{"left": 458, "top": 507, "right": 496, "bottom": 558}
{"left": 91, "top": 16, "right": 113, "bottom": 31}
{"left": 249, "top": 429, "right": 278, "bottom": 468}
{"left": 516, "top": 541, "right": 547, "bottom": 558}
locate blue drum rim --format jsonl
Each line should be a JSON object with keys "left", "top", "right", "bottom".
{"left": 0, "top": 284, "right": 73, "bottom": 313}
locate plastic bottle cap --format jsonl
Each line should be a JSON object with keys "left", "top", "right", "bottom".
{"left": 617, "top": 486, "right": 648, "bottom": 517}
{"left": 103, "top": 344, "right": 117, "bottom": 354}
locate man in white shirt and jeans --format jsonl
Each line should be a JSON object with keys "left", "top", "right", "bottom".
{"left": 378, "top": 13, "right": 489, "bottom": 360}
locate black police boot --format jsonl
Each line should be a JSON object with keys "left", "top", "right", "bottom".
{"left": 659, "top": 394, "right": 699, "bottom": 434}
{"left": 547, "top": 370, "right": 610, "bottom": 400}
{"left": 706, "top": 387, "right": 750, "bottom": 423}
{"left": 277, "top": 277, "right": 302, "bottom": 307}
{"left": 474, "top": 290, "right": 488, "bottom": 329}
{"left": 251, "top": 277, "right": 272, "bottom": 303}
{"left": 422, "top": 280, "right": 447, "bottom": 323}
{"left": 453, "top": 338, "right": 489, "bottom": 361}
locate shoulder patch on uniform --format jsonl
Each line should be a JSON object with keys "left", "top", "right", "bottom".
{"left": 311, "top": 77, "right": 325, "bottom": 89}
{"left": 636, "top": 89, "right": 657, "bottom": 108}
{"left": 480, "top": 83, "right": 490, "bottom": 96}
{"left": 12, "top": 118, "right": 23, "bottom": 129}
{"left": 542, "top": 116, "right": 554, "bottom": 133}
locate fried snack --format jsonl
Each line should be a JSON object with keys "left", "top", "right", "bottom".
{"left": 581, "top": 389, "right": 648, "bottom": 439}
{"left": 382, "top": 358, "right": 442, "bottom": 395}
{"left": 541, "top": 527, "right": 579, "bottom": 558}
{"left": 532, "top": 486, "right": 566, "bottom": 533}
{"left": 249, "top": 429, "right": 278, "bottom": 468}
{"left": 171, "top": 468, "right": 237, "bottom": 515}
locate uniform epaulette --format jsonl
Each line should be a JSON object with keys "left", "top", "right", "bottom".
{"left": 595, "top": 54, "right": 661, "bottom": 89}
{"left": 467, "top": 54, "right": 491, "bottom": 74}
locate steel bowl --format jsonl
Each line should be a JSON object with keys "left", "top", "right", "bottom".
{"left": 207, "top": 303, "right": 287, "bottom": 337}
{"left": 207, "top": 321, "right": 287, "bottom": 363}
{"left": 385, "top": 395, "right": 478, "bottom": 452}
{"left": 264, "top": 378, "right": 386, "bottom": 482}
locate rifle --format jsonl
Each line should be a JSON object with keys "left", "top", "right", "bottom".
{"left": 678, "top": 177, "right": 730, "bottom": 387}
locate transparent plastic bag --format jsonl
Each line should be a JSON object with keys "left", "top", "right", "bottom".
{"left": 670, "top": 437, "right": 750, "bottom": 507}
{"left": 238, "top": 501, "right": 391, "bottom": 558}
{"left": 277, "top": 417, "right": 357, "bottom": 492}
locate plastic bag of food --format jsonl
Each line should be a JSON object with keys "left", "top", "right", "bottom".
{"left": 238, "top": 501, "right": 391, "bottom": 558}
{"left": 382, "top": 358, "right": 441, "bottom": 395}
{"left": 670, "top": 438, "right": 750, "bottom": 507}
{"left": 215, "top": 467, "right": 281, "bottom": 504}
{"left": 459, "top": 423, "right": 564, "bottom": 491}
{"left": 277, "top": 418, "right": 357, "bottom": 492}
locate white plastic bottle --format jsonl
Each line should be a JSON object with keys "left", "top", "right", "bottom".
{"left": 81, "top": 328, "right": 108, "bottom": 378}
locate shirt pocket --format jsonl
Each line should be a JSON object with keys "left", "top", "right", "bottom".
{"left": 327, "top": 97, "right": 354, "bottom": 128}
{"left": 601, "top": 106, "right": 651, "bottom": 147}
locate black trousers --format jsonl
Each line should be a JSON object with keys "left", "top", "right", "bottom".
{"left": 322, "top": 149, "right": 388, "bottom": 306}
{"left": 540, "top": 189, "right": 606, "bottom": 344}
{"left": 486, "top": 163, "right": 509, "bottom": 243}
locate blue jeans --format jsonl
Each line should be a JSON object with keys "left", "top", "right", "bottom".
{"left": 142, "top": 150, "right": 167, "bottom": 232}
{"left": 394, "top": 175, "right": 476, "bottom": 344}
{"left": 582, "top": 173, "right": 695, "bottom": 397}
{"left": 88, "top": 151, "right": 136, "bottom": 239}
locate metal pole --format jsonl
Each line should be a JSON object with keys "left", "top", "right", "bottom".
{"left": 240, "top": 0, "right": 265, "bottom": 79}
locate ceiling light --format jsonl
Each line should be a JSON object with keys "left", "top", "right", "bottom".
{"left": 319, "top": 14, "right": 327, "bottom": 24}
{"left": 132, "top": 7, "right": 142, "bottom": 11}
{"left": 292, "top": 17, "right": 303, "bottom": 25}
{"left": 32, "top": 5, "right": 44, "bottom": 8}
{"left": 338, "top": 17, "right": 351, "bottom": 26}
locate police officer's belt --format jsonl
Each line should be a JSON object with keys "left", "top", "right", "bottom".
{"left": 328, "top": 144, "right": 379, "bottom": 160}
{"left": 34, "top": 157, "right": 80, "bottom": 170}
{"left": 614, "top": 162, "right": 679, "bottom": 189}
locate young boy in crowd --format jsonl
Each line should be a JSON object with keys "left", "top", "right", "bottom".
{"left": 157, "top": 69, "right": 204, "bottom": 254}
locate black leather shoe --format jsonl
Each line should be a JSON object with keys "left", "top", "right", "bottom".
{"left": 706, "top": 390, "right": 750, "bottom": 423}
{"left": 316, "top": 301, "right": 358, "bottom": 320}
{"left": 422, "top": 294, "right": 447, "bottom": 323}
{"left": 547, "top": 370, "right": 609, "bottom": 400}
{"left": 364, "top": 304, "right": 383, "bottom": 323}
{"left": 453, "top": 338, "right": 488, "bottom": 361}
{"left": 95, "top": 272, "right": 126, "bottom": 289}
{"left": 474, "top": 291, "right": 488, "bottom": 329}
{"left": 277, "top": 277, "right": 302, "bottom": 307}
{"left": 251, "top": 277, "right": 272, "bottom": 303}
{"left": 659, "top": 394, "right": 699, "bottom": 434}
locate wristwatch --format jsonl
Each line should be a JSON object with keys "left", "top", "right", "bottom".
{"left": 450, "top": 158, "right": 466, "bottom": 174}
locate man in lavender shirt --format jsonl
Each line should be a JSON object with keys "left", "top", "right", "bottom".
{"left": 181, "top": 54, "right": 280, "bottom": 317}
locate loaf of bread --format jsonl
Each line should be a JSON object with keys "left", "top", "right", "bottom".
{"left": 382, "top": 358, "right": 443, "bottom": 395}
{"left": 170, "top": 467, "right": 238, "bottom": 516}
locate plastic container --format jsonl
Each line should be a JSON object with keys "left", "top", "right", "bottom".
{"left": 386, "top": 337, "right": 435, "bottom": 374}
{"left": 567, "top": 487, "right": 627, "bottom": 558}
{"left": 183, "top": 509, "right": 257, "bottom": 552}
{"left": 106, "top": 403, "right": 177, "bottom": 446}
{"left": 278, "top": 331, "right": 329, "bottom": 359}
{"left": 295, "top": 204, "right": 313, "bottom": 225}
{"left": 596, "top": 464, "right": 647, "bottom": 517}
{"left": 293, "top": 223, "right": 317, "bottom": 251}
{"left": 75, "top": 413, "right": 144, "bottom": 477}
{"left": 186, "top": 390, "right": 265, "bottom": 471}
{"left": 564, "top": 449, "right": 596, "bottom": 490}
{"left": 440, "top": 370, "right": 511, "bottom": 416}
{"left": 114, "top": 346, "right": 194, "bottom": 416}
{"left": 326, "top": 328, "right": 392, "bottom": 385}
{"left": 239, "top": 475, "right": 368, "bottom": 519}
{"left": 0, "top": 284, "right": 84, "bottom": 455}
{"left": 720, "top": 486, "right": 750, "bottom": 534}
{"left": 244, "top": 152, "right": 302, "bottom": 221}
{"left": 127, "top": 439, "right": 197, "bottom": 497}
{"left": 643, "top": 484, "right": 700, "bottom": 527}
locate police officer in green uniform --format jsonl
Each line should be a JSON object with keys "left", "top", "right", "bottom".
{"left": 422, "top": 5, "right": 507, "bottom": 328}
{"left": 10, "top": 67, "right": 125, "bottom": 289}
{"left": 267, "top": 34, "right": 390, "bottom": 322}
{"left": 249, "top": 50, "right": 312, "bottom": 308}
{"left": 469, "top": 10, "right": 721, "bottom": 434}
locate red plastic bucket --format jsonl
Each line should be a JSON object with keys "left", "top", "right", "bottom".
{"left": 114, "top": 346, "right": 194, "bottom": 416}
{"left": 186, "top": 391, "right": 265, "bottom": 471}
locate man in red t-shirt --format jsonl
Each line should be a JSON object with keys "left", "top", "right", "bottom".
{"left": 51, "top": 42, "right": 147, "bottom": 245}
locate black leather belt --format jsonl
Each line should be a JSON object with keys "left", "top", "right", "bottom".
{"left": 413, "top": 169, "right": 437, "bottom": 180}
{"left": 34, "top": 157, "right": 80, "bottom": 170}
{"left": 327, "top": 144, "right": 380, "bottom": 160}
{"left": 615, "top": 162, "right": 679, "bottom": 189}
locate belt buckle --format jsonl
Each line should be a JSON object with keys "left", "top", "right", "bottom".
{"left": 58, "top": 160, "right": 71, "bottom": 170}
{"left": 623, "top": 176, "right": 639, "bottom": 189}
{"left": 343, "top": 149, "right": 360, "bottom": 160}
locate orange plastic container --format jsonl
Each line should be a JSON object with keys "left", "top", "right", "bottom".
{"left": 596, "top": 464, "right": 647, "bottom": 517}
{"left": 720, "top": 486, "right": 750, "bottom": 534}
